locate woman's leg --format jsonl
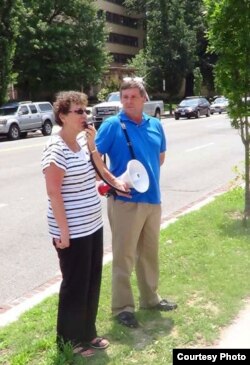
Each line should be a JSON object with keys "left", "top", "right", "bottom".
{"left": 55, "top": 228, "right": 103, "bottom": 347}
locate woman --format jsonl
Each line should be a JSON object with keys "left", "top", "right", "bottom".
{"left": 41, "top": 91, "right": 127, "bottom": 358}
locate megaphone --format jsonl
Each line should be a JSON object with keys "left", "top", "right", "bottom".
{"left": 98, "top": 159, "right": 149, "bottom": 196}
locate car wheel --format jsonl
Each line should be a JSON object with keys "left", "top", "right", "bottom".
{"left": 42, "top": 120, "right": 52, "bottom": 136}
{"left": 8, "top": 124, "right": 20, "bottom": 140}
{"left": 196, "top": 110, "right": 200, "bottom": 118}
{"left": 154, "top": 108, "right": 161, "bottom": 119}
{"left": 175, "top": 115, "right": 179, "bottom": 120}
{"left": 206, "top": 109, "right": 210, "bottom": 117}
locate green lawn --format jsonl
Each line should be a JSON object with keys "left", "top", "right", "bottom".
{"left": 0, "top": 187, "right": 250, "bottom": 365}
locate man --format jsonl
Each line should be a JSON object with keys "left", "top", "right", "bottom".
{"left": 95, "top": 78, "right": 177, "bottom": 328}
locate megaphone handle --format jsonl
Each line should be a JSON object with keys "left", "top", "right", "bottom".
{"left": 106, "top": 188, "right": 117, "bottom": 197}
{"left": 90, "top": 154, "right": 126, "bottom": 194}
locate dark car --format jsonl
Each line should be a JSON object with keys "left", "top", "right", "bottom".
{"left": 174, "top": 97, "right": 210, "bottom": 120}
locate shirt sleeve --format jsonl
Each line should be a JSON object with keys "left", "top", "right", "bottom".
{"left": 95, "top": 117, "right": 119, "bottom": 155}
{"left": 159, "top": 122, "right": 167, "bottom": 153}
{"left": 41, "top": 141, "right": 67, "bottom": 172}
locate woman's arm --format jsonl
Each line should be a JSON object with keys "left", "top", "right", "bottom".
{"left": 44, "top": 163, "right": 70, "bottom": 249}
{"left": 86, "top": 125, "right": 130, "bottom": 195}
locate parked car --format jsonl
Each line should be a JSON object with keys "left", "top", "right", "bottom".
{"left": 174, "top": 97, "right": 210, "bottom": 120}
{"left": 210, "top": 97, "right": 229, "bottom": 114}
{"left": 0, "top": 101, "right": 55, "bottom": 140}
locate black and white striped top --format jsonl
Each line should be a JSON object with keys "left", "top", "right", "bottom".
{"left": 41, "top": 134, "right": 103, "bottom": 239}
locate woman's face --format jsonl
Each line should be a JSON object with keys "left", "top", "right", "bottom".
{"left": 60, "top": 103, "right": 88, "bottom": 133}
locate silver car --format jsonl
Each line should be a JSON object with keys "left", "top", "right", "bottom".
{"left": 210, "top": 97, "right": 229, "bottom": 114}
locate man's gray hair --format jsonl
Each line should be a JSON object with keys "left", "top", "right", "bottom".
{"left": 120, "top": 77, "right": 147, "bottom": 97}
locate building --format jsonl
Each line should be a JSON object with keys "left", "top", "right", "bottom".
{"left": 95, "top": 0, "right": 145, "bottom": 82}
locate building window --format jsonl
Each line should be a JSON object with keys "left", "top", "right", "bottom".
{"left": 111, "top": 53, "right": 134, "bottom": 64}
{"left": 108, "top": 33, "right": 138, "bottom": 47}
{"left": 106, "top": 11, "right": 138, "bottom": 28}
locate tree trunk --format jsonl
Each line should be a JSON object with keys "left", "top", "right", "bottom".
{"left": 244, "top": 141, "right": 250, "bottom": 220}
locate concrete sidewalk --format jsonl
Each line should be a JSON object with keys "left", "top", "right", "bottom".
{"left": 212, "top": 299, "right": 250, "bottom": 349}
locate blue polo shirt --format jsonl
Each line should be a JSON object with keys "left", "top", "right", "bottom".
{"left": 95, "top": 111, "right": 166, "bottom": 204}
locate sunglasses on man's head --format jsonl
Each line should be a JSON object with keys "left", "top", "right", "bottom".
{"left": 68, "top": 108, "right": 86, "bottom": 115}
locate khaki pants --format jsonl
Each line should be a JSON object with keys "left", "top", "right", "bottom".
{"left": 108, "top": 198, "right": 162, "bottom": 316}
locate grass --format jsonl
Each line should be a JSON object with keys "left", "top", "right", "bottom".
{"left": 164, "top": 103, "right": 176, "bottom": 113}
{"left": 1, "top": 187, "right": 250, "bottom": 364}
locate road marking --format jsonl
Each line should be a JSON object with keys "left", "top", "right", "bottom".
{"left": 0, "top": 143, "right": 45, "bottom": 153}
{"left": 186, "top": 142, "right": 214, "bottom": 152}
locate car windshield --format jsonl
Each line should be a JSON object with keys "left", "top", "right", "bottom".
{"left": 213, "top": 98, "right": 227, "bottom": 104}
{"left": 179, "top": 99, "right": 198, "bottom": 107}
{"left": 0, "top": 106, "right": 18, "bottom": 116}
{"left": 107, "top": 93, "right": 120, "bottom": 102}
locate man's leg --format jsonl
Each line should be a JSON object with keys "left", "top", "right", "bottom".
{"left": 136, "top": 204, "right": 177, "bottom": 311}
{"left": 107, "top": 198, "right": 144, "bottom": 316}
{"left": 135, "top": 204, "right": 162, "bottom": 308}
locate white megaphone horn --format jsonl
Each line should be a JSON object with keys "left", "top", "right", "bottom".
{"left": 118, "top": 159, "right": 149, "bottom": 193}
{"left": 98, "top": 159, "right": 149, "bottom": 196}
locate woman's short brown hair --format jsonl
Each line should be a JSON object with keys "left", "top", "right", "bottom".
{"left": 53, "top": 91, "right": 88, "bottom": 126}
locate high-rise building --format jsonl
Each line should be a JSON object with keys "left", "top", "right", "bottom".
{"left": 95, "top": 0, "right": 145, "bottom": 80}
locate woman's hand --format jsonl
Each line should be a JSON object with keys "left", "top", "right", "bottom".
{"left": 113, "top": 178, "right": 132, "bottom": 198}
{"left": 85, "top": 124, "right": 96, "bottom": 152}
{"left": 54, "top": 231, "right": 70, "bottom": 249}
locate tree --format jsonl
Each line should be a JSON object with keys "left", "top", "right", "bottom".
{"left": 193, "top": 67, "right": 203, "bottom": 96}
{"left": 13, "top": 0, "right": 110, "bottom": 99}
{"left": 205, "top": 0, "right": 250, "bottom": 220}
{"left": 125, "top": 0, "right": 197, "bottom": 104}
{"left": 147, "top": 0, "right": 196, "bottom": 97}
{"left": 0, "top": 0, "right": 18, "bottom": 104}
{"left": 126, "top": 49, "right": 148, "bottom": 79}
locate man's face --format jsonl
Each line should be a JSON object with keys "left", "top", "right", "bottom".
{"left": 121, "top": 88, "right": 146, "bottom": 118}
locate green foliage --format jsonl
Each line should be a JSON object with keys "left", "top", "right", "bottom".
{"left": 97, "top": 79, "right": 120, "bottom": 101}
{"left": 204, "top": 0, "right": 250, "bottom": 216}
{"left": 127, "top": 49, "right": 148, "bottom": 79}
{"left": 124, "top": 0, "right": 199, "bottom": 98}
{"left": 124, "top": 0, "right": 147, "bottom": 14}
{"left": 193, "top": 67, "right": 203, "bottom": 96}
{"left": 146, "top": 0, "right": 197, "bottom": 97}
{"left": 0, "top": 0, "right": 19, "bottom": 104}
{"left": 13, "top": 0, "right": 110, "bottom": 99}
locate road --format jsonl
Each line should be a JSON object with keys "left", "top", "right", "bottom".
{"left": 0, "top": 113, "right": 244, "bottom": 307}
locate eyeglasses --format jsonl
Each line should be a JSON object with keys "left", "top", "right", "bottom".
{"left": 68, "top": 108, "right": 86, "bottom": 115}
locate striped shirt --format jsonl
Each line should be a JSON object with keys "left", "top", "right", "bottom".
{"left": 41, "top": 133, "right": 103, "bottom": 239}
